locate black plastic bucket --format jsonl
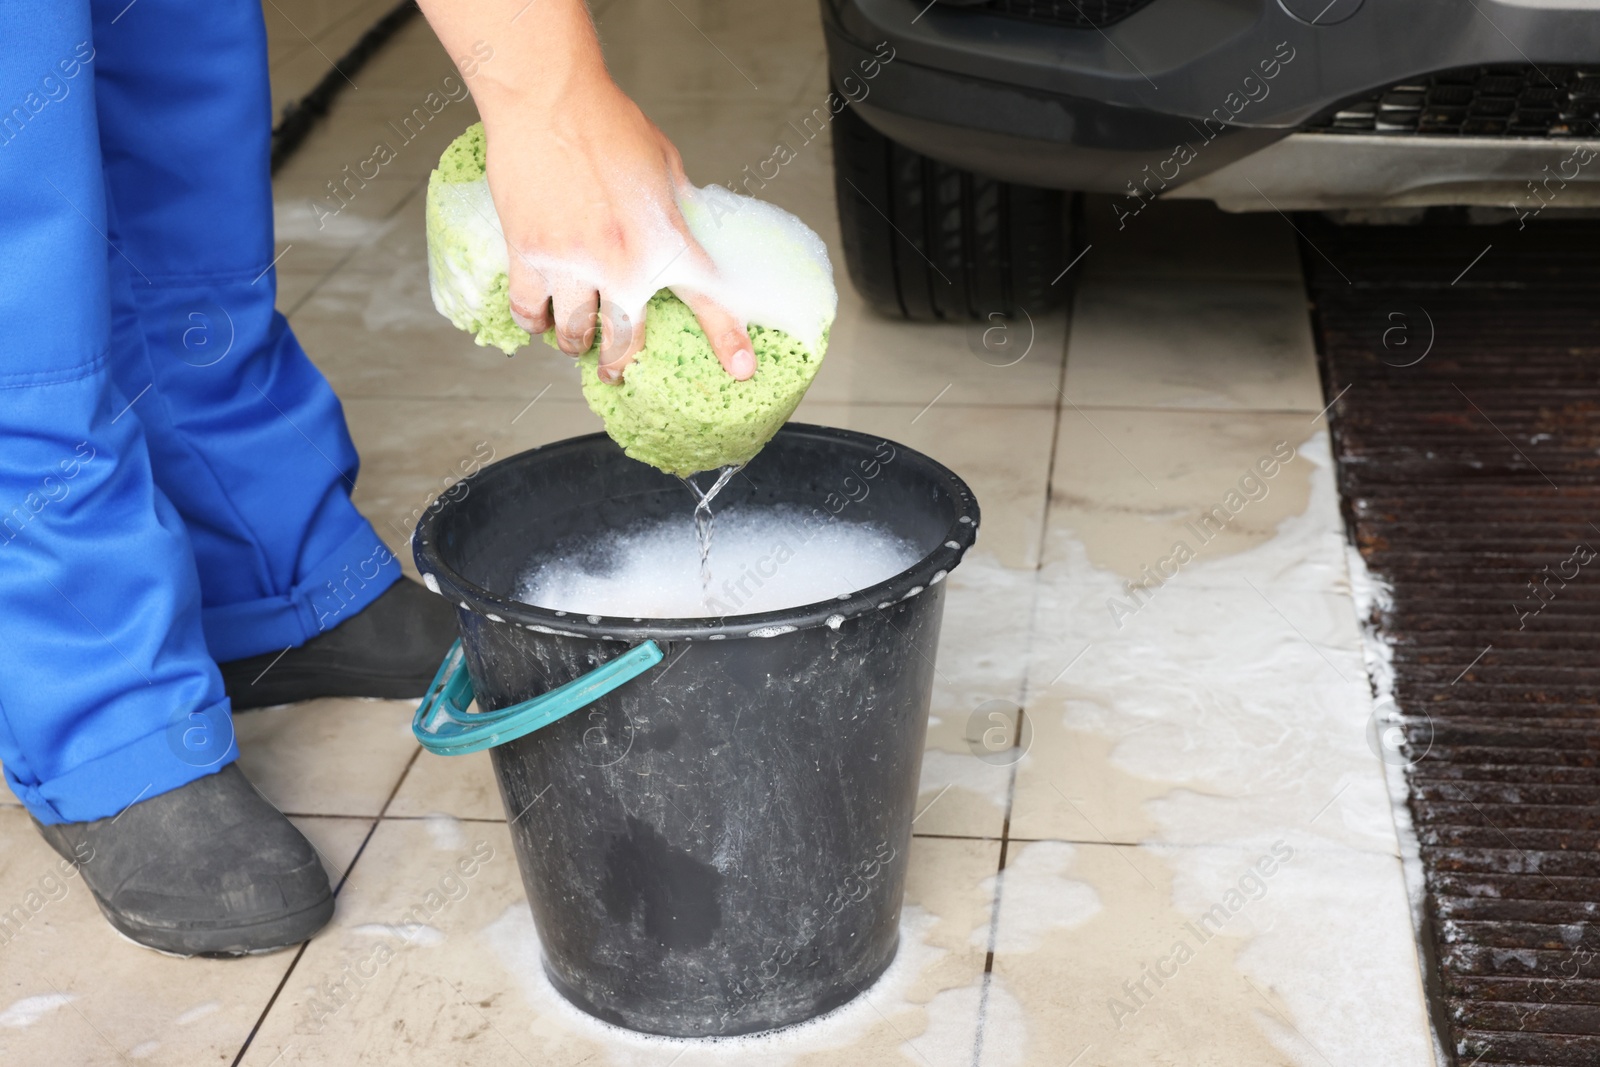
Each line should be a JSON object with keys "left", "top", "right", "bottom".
{"left": 412, "top": 424, "right": 978, "bottom": 1037}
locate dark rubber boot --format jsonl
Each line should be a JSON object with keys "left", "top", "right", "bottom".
{"left": 33, "top": 764, "right": 333, "bottom": 957}
{"left": 219, "top": 576, "right": 457, "bottom": 710}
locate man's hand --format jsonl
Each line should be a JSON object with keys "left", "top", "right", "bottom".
{"left": 418, "top": 0, "right": 754, "bottom": 383}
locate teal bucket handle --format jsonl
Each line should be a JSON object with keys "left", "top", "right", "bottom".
{"left": 412, "top": 638, "right": 663, "bottom": 756}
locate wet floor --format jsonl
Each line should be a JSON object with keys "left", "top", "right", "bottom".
{"left": 0, "top": 1, "right": 1435, "bottom": 1064}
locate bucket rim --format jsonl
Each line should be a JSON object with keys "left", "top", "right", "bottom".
{"left": 411, "top": 424, "right": 979, "bottom": 642}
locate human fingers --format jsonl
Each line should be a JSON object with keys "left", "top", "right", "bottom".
{"left": 506, "top": 253, "right": 552, "bottom": 336}
{"left": 673, "top": 286, "right": 754, "bottom": 380}
{"left": 595, "top": 299, "right": 648, "bottom": 383}
{"left": 551, "top": 282, "right": 600, "bottom": 355}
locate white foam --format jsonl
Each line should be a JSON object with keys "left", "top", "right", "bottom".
{"left": 0, "top": 993, "right": 75, "bottom": 1029}
{"left": 515, "top": 504, "right": 920, "bottom": 619}
{"left": 677, "top": 185, "right": 837, "bottom": 348}
{"left": 175, "top": 1001, "right": 220, "bottom": 1026}
{"left": 1347, "top": 534, "right": 1445, "bottom": 1067}
{"left": 274, "top": 198, "right": 392, "bottom": 247}
{"left": 352, "top": 923, "right": 446, "bottom": 947}
{"left": 916, "top": 748, "right": 1012, "bottom": 816}
{"left": 975, "top": 976, "right": 1032, "bottom": 1067}
{"left": 1034, "top": 427, "right": 1435, "bottom": 1064}
{"left": 483, "top": 901, "right": 950, "bottom": 1065}
{"left": 977, "top": 841, "right": 1102, "bottom": 954}
{"left": 425, "top": 812, "right": 467, "bottom": 851}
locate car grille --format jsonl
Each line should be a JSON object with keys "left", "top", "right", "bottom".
{"left": 942, "top": 0, "right": 1157, "bottom": 30}
{"left": 1306, "top": 65, "right": 1600, "bottom": 137}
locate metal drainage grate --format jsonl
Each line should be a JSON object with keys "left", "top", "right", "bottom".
{"left": 938, "top": 0, "right": 1157, "bottom": 29}
{"left": 1304, "top": 65, "right": 1600, "bottom": 138}
{"left": 1305, "top": 214, "right": 1600, "bottom": 1067}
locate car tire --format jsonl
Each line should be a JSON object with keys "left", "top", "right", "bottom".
{"left": 832, "top": 102, "right": 1069, "bottom": 321}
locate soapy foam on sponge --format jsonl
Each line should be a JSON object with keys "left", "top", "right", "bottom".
{"left": 425, "top": 126, "right": 530, "bottom": 355}
{"left": 426, "top": 123, "right": 837, "bottom": 475}
{"left": 515, "top": 504, "right": 919, "bottom": 619}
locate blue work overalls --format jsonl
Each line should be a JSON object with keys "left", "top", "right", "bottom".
{"left": 0, "top": 0, "right": 400, "bottom": 822}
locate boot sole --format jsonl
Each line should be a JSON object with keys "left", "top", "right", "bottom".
{"left": 223, "top": 665, "right": 436, "bottom": 711}
{"left": 91, "top": 889, "right": 336, "bottom": 958}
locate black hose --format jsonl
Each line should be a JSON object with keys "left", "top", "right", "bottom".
{"left": 269, "top": 0, "right": 421, "bottom": 174}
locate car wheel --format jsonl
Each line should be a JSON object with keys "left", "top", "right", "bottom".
{"left": 832, "top": 102, "right": 1068, "bottom": 321}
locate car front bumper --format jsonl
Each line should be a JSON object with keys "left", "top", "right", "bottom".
{"left": 824, "top": 0, "right": 1600, "bottom": 204}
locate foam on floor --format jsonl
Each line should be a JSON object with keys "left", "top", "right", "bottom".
{"left": 483, "top": 902, "right": 955, "bottom": 1065}
{"left": 0, "top": 993, "right": 75, "bottom": 1029}
{"left": 514, "top": 503, "right": 920, "bottom": 619}
{"left": 1030, "top": 427, "right": 1435, "bottom": 1063}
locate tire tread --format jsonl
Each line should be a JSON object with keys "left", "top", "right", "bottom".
{"left": 832, "top": 104, "right": 1067, "bottom": 321}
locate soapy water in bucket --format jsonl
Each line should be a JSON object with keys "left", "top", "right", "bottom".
{"left": 513, "top": 503, "right": 921, "bottom": 619}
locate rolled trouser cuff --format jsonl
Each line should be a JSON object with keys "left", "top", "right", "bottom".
{"left": 202, "top": 524, "right": 402, "bottom": 663}
{"left": 11, "top": 696, "right": 238, "bottom": 826}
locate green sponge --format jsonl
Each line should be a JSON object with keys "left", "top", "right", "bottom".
{"left": 426, "top": 122, "right": 831, "bottom": 476}
{"left": 573, "top": 295, "right": 825, "bottom": 477}
{"left": 433, "top": 120, "right": 487, "bottom": 184}
{"left": 425, "top": 123, "right": 531, "bottom": 356}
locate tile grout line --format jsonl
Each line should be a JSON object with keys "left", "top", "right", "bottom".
{"left": 970, "top": 262, "right": 1076, "bottom": 1067}
{"left": 1049, "top": 399, "right": 1324, "bottom": 415}
{"left": 229, "top": 744, "right": 424, "bottom": 1067}
{"left": 228, "top": 941, "right": 312, "bottom": 1067}
{"left": 1051, "top": 401, "right": 1328, "bottom": 417}
{"left": 285, "top": 810, "right": 507, "bottom": 821}
{"left": 1001, "top": 834, "right": 1405, "bottom": 860}
{"left": 281, "top": 811, "right": 1017, "bottom": 847}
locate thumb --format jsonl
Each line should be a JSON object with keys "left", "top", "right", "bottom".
{"left": 674, "top": 287, "right": 755, "bottom": 380}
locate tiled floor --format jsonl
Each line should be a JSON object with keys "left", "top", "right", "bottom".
{"left": 0, "top": 2, "right": 1438, "bottom": 1064}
